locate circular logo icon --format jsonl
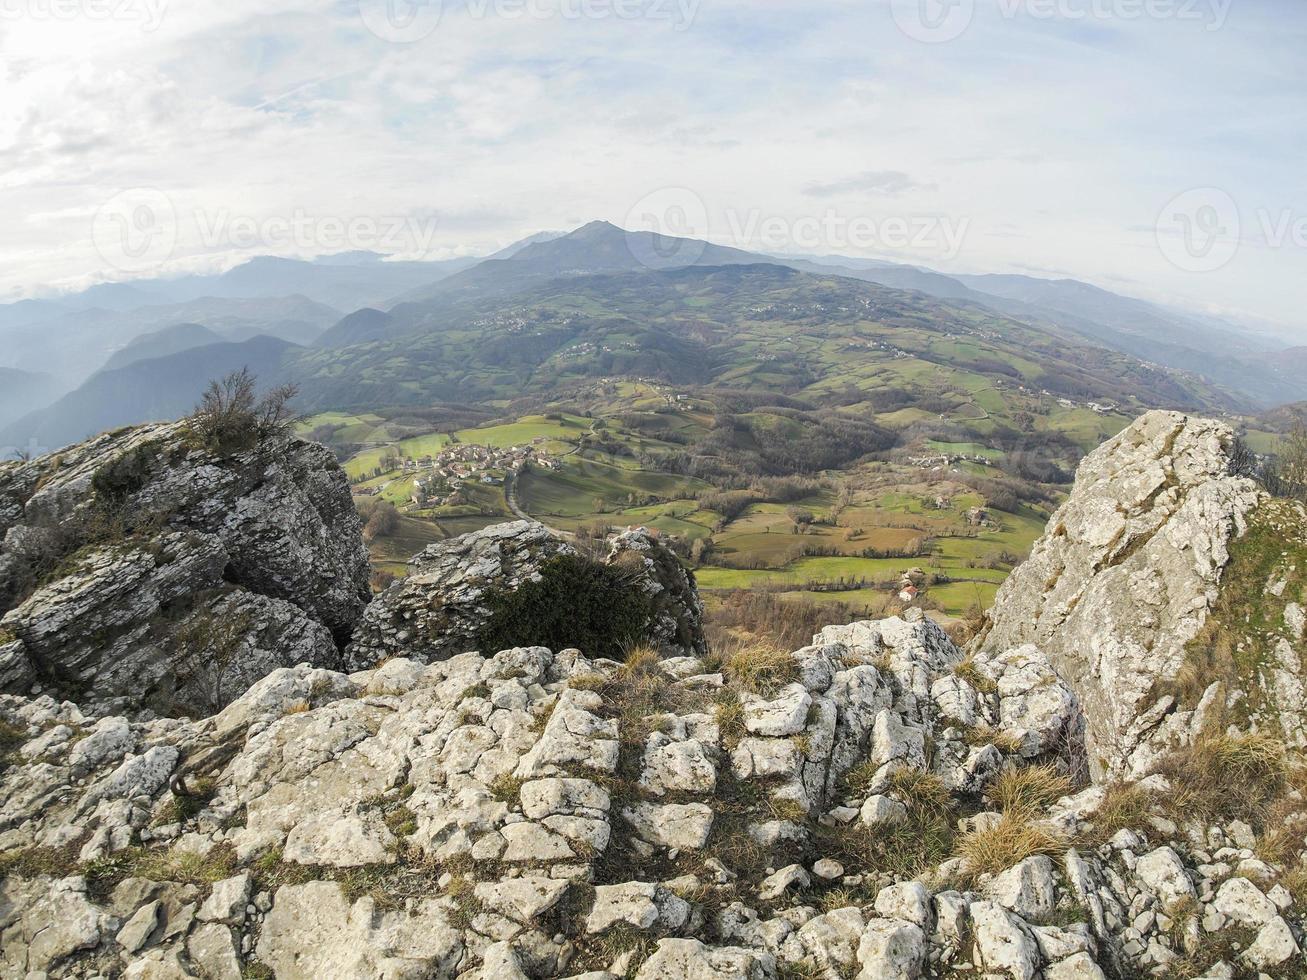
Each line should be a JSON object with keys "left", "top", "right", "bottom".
{"left": 92, "top": 188, "right": 177, "bottom": 275}
{"left": 359, "top": 0, "right": 443, "bottom": 43}
{"left": 892, "top": 0, "right": 975, "bottom": 44}
{"left": 1156, "top": 187, "right": 1241, "bottom": 273}
{"left": 622, "top": 187, "right": 711, "bottom": 270}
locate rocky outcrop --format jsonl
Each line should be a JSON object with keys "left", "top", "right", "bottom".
{"left": 2, "top": 615, "right": 1302, "bottom": 978}
{"left": 4, "top": 408, "right": 1307, "bottom": 978}
{"left": 346, "top": 520, "right": 706, "bottom": 669}
{"left": 977, "top": 411, "right": 1281, "bottom": 778}
{"left": 0, "top": 422, "right": 371, "bottom": 716}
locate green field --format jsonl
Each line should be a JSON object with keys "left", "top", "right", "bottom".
{"left": 337, "top": 369, "right": 1075, "bottom": 619}
{"left": 517, "top": 454, "right": 709, "bottom": 520}
{"left": 341, "top": 415, "right": 589, "bottom": 480}
{"left": 452, "top": 415, "right": 587, "bottom": 448}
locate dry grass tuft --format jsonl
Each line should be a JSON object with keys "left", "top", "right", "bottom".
{"left": 888, "top": 769, "right": 955, "bottom": 816}
{"left": 714, "top": 691, "right": 748, "bottom": 751}
{"left": 1200, "top": 731, "right": 1287, "bottom": 783}
{"left": 720, "top": 639, "right": 801, "bottom": 696}
{"left": 1255, "top": 761, "right": 1307, "bottom": 871}
{"left": 988, "top": 764, "right": 1073, "bottom": 816}
{"left": 956, "top": 812, "right": 1064, "bottom": 882}
{"left": 966, "top": 725, "right": 1024, "bottom": 754}
{"left": 819, "top": 887, "right": 858, "bottom": 913}
{"left": 618, "top": 644, "right": 663, "bottom": 677}
{"left": 953, "top": 655, "right": 997, "bottom": 694}
{"left": 1077, "top": 782, "right": 1156, "bottom": 847}
{"left": 1280, "top": 865, "right": 1307, "bottom": 911}
{"left": 1157, "top": 732, "right": 1287, "bottom": 827}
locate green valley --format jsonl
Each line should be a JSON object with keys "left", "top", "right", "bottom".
{"left": 304, "top": 376, "right": 1082, "bottom": 627}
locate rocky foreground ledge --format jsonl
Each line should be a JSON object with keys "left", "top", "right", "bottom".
{"left": 1, "top": 410, "right": 1305, "bottom": 979}
{"left": 1, "top": 618, "right": 1300, "bottom": 979}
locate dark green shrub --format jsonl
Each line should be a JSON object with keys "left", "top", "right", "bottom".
{"left": 475, "top": 555, "right": 651, "bottom": 660}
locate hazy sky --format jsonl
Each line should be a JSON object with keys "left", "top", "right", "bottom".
{"left": 1, "top": 0, "right": 1303, "bottom": 332}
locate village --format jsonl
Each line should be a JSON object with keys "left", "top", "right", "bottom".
{"left": 355, "top": 439, "right": 560, "bottom": 508}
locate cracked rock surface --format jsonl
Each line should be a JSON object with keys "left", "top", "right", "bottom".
{"left": 0, "top": 422, "right": 371, "bottom": 717}
{"left": 3, "top": 410, "right": 1307, "bottom": 979}
{"left": 345, "top": 520, "right": 706, "bottom": 669}
{"left": 978, "top": 411, "right": 1268, "bottom": 778}
{"left": 2, "top": 623, "right": 1302, "bottom": 978}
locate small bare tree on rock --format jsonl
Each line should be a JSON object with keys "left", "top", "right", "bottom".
{"left": 1264, "top": 425, "right": 1307, "bottom": 505}
{"left": 190, "top": 368, "right": 299, "bottom": 455}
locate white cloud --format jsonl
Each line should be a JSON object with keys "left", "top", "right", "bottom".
{"left": 0, "top": 0, "right": 1301, "bottom": 334}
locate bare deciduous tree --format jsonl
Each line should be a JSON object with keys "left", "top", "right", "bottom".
{"left": 1227, "top": 435, "right": 1260, "bottom": 479}
{"left": 357, "top": 499, "right": 400, "bottom": 542}
{"left": 191, "top": 368, "right": 299, "bottom": 454}
{"left": 1264, "top": 425, "right": 1307, "bottom": 504}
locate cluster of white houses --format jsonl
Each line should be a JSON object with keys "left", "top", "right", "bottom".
{"left": 906, "top": 450, "right": 995, "bottom": 470}
{"left": 361, "top": 441, "right": 560, "bottom": 507}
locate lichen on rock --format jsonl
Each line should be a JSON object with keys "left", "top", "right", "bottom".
{"left": 0, "top": 421, "right": 371, "bottom": 716}
{"left": 976, "top": 410, "right": 1275, "bottom": 778}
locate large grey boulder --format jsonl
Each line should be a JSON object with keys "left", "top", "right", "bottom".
{"left": 0, "top": 422, "right": 370, "bottom": 716}
{"left": 976, "top": 411, "right": 1271, "bottom": 778}
{"left": 345, "top": 520, "right": 706, "bottom": 668}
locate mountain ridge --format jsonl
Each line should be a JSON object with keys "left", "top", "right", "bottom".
{"left": 0, "top": 334, "right": 300, "bottom": 450}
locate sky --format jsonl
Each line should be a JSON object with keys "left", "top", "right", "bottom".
{"left": 0, "top": 0, "right": 1303, "bottom": 334}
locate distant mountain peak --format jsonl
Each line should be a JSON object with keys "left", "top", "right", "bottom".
{"left": 571, "top": 219, "right": 623, "bottom": 236}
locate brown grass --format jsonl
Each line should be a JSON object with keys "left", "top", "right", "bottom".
{"left": 619, "top": 644, "right": 663, "bottom": 675}
{"left": 953, "top": 655, "right": 997, "bottom": 694}
{"left": 1156, "top": 732, "right": 1287, "bottom": 828}
{"left": 714, "top": 691, "right": 748, "bottom": 751}
{"left": 719, "top": 639, "right": 802, "bottom": 696}
{"left": 1077, "top": 782, "right": 1156, "bottom": 847}
{"left": 1256, "top": 761, "right": 1307, "bottom": 867}
{"left": 966, "top": 725, "right": 1023, "bottom": 754}
{"left": 956, "top": 812, "right": 1064, "bottom": 882}
{"left": 1281, "top": 865, "right": 1307, "bottom": 912}
{"left": 705, "top": 590, "right": 868, "bottom": 652}
{"left": 888, "top": 768, "right": 955, "bottom": 816}
{"left": 988, "top": 764, "right": 1073, "bottom": 816}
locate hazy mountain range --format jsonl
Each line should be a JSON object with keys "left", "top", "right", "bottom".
{"left": 2, "top": 221, "right": 1301, "bottom": 450}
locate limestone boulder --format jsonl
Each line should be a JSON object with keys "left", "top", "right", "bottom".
{"left": 0, "top": 422, "right": 369, "bottom": 716}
